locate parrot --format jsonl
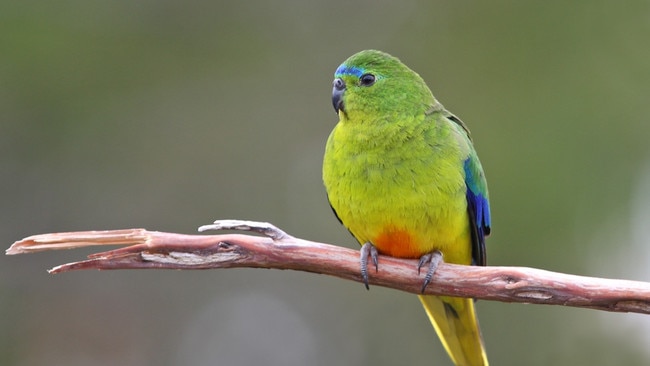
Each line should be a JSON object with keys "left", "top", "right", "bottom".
{"left": 322, "top": 50, "right": 491, "bottom": 366}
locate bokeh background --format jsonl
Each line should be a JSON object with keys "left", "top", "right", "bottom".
{"left": 2, "top": 1, "right": 650, "bottom": 365}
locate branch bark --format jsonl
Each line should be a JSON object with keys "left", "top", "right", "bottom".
{"left": 6, "top": 219, "right": 650, "bottom": 314}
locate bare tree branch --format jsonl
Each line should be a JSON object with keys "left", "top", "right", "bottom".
{"left": 7, "top": 219, "right": 650, "bottom": 314}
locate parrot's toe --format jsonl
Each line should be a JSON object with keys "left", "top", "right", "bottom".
{"left": 359, "top": 242, "right": 379, "bottom": 290}
{"left": 417, "top": 250, "right": 443, "bottom": 293}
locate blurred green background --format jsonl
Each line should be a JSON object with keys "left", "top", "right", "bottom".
{"left": 2, "top": 1, "right": 650, "bottom": 365}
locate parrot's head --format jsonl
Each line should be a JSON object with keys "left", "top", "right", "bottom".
{"left": 332, "top": 50, "right": 435, "bottom": 121}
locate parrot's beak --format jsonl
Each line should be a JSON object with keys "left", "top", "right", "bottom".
{"left": 332, "top": 78, "right": 346, "bottom": 113}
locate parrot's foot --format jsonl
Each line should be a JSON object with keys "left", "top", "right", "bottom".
{"left": 360, "top": 242, "right": 379, "bottom": 290}
{"left": 417, "top": 250, "right": 443, "bottom": 293}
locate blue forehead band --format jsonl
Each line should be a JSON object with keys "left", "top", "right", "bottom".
{"left": 335, "top": 65, "right": 365, "bottom": 78}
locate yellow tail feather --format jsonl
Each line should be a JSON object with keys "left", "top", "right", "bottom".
{"left": 418, "top": 295, "right": 488, "bottom": 366}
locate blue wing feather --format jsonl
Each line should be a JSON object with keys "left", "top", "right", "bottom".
{"left": 463, "top": 157, "right": 491, "bottom": 266}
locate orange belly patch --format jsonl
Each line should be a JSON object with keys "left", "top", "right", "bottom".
{"left": 374, "top": 228, "right": 421, "bottom": 259}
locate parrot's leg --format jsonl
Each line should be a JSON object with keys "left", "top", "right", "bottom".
{"left": 417, "top": 250, "right": 443, "bottom": 293}
{"left": 360, "top": 242, "right": 379, "bottom": 290}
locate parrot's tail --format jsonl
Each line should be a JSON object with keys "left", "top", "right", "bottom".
{"left": 418, "top": 295, "right": 488, "bottom": 366}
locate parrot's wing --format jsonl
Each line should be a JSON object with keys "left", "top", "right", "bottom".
{"left": 428, "top": 107, "right": 491, "bottom": 266}
{"left": 463, "top": 155, "right": 491, "bottom": 266}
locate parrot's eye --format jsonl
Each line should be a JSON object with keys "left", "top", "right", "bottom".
{"left": 359, "top": 73, "right": 376, "bottom": 87}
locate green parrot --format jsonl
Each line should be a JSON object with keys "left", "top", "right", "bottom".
{"left": 322, "top": 50, "right": 491, "bottom": 366}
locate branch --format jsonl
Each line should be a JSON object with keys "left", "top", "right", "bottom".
{"left": 7, "top": 219, "right": 650, "bottom": 314}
